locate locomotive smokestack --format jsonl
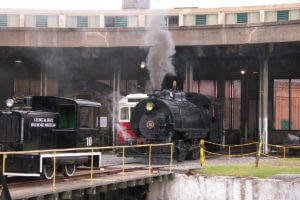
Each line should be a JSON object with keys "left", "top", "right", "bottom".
{"left": 144, "top": 15, "right": 176, "bottom": 90}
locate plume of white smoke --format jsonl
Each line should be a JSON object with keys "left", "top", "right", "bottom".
{"left": 144, "top": 15, "right": 176, "bottom": 90}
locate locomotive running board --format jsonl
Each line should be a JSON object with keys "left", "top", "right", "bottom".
{"left": 40, "top": 152, "right": 101, "bottom": 173}
{"left": 4, "top": 172, "right": 40, "bottom": 177}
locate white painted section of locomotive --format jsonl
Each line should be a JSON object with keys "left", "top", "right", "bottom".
{"left": 40, "top": 152, "right": 101, "bottom": 173}
{"left": 5, "top": 172, "right": 40, "bottom": 177}
{"left": 4, "top": 152, "right": 101, "bottom": 177}
{"left": 149, "top": 174, "right": 300, "bottom": 200}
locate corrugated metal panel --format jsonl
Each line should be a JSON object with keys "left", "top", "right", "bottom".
{"left": 66, "top": 16, "right": 77, "bottom": 28}
{"left": 277, "top": 10, "right": 289, "bottom": 21}
{"left": 116, "top": 16, "right": 128, "bottom": 27}
{"left": 195, "top": 15, "right": 206, "bottom": 25}
{"left": 248, "top": 12, "right": 259, "bottom": 23}
{"left": 47, "top": 16, "right": 58, "bottom": 27}
{"left": 237, "top": 13, "right": 248, "bottom": 23}
{"left": 36, "top": 15, "right": 48, "bottom": 27}
{"left": 24, "top": 15, "right": 36, "bottom": 27}
{"left": 290, "top": 10, "right": 300, "bottom": 20}
{"left": 7, "top": 15, "right": 19, "bottom": 27}
{"left": 127, "top": 16, "right": 138, "bottom": 27}
{"left": 225, "top": 13, "right": 236, "bottom": 24}
{"left": 206, "top": 14, "right": 218, "bottom": 25}
{"left": 0, "top": 14, "right": 8, "bottom": 26}
{"left": 77, "top": 16, "right": 88, "bottom": 27}
{"left": 184, "top": 15, "right": 195, "bottom": 26}
{"left": 88, "top": 16, "right": 100, "bottom": 28}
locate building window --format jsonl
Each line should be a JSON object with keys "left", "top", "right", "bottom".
{"left": 77, "top": 16, "right": 88, "bottom": 27}
{"left": 36, "top": 15, "right": 48, "bottom": 27}
{"left": 146, "top": 15, "right": 178, "bottom": 27}
{"left": 116, "top": 16, "right": 128, "bottom": 27}
{"left": 225, "top": 80, "right": 241, "bottom": 130}
{"left": 167, "top": 16, "right": 178, "bottom": 26}
{"left": 105, "top": 16, "right": 128, "bottom": 27}
{"left": 195, "top": 15, "right": 206, "bottom": 25}
{"left": 237, "top": 13, "right": 248, "bottom": 23}
{"left": 277, "top": 10, "right": 289, "bottom": 21}
{"left": 273, "top": 79, "right": 300, "bottom": 130}
{"left": 105, "top": 16, "right": 115, "bottom": 27}
{"left": 0, "top": 14, "right": 7, "bottom": 26}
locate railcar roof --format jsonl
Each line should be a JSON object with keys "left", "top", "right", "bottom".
{"left": 32, "top": 96, "right": 101, "bottom": 107}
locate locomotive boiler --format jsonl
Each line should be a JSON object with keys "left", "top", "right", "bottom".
{"left": 0, "top": 96, "right": 101, "bottom": 179}
{"left": 125, "top": 90, "right": 222, "bottom": 161}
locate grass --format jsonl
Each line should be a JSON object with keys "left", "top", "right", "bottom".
{"left": 195, "top": 165, "right": 300, "bottom": 178}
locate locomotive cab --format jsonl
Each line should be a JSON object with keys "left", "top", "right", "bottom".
{"left": 0, "top": 96, "right": 101, "bottom": 179}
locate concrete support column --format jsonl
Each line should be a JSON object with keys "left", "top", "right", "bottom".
{"left": 218, "top": 12, "right": 225, "bottom": 25}
{"left": 258, "top": 44, "right": 273, "bottom": 153}
{"left": 217, "top": 61, "right": 226, "bottom": 144}
{"left": 241, "top": 65, "right": 249, "bottom": 143}
{"left": 260, "top": 10, "right": 265, "bottom": 22}
{"left": 59, "top": 15, "right": 66, "bottom": 27}
{"left": 179, "top": 13, "right": 184, "bottom": 26}
{"left": 100, "top": 14, "right": 105, "bottom": 28}
{"left": 185, "top": 63, "right": 193, "bottom": 92}
{"left": 139, "top": 14, "right": 146, "bottom": 27}
{"left": 112, "top": 67, "right": 121, "bottom": 147}
{"left": 20, "top": 14, "right": 25, "bottom": 27}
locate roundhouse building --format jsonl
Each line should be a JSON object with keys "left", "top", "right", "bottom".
{"left": 1, "top": 2, "right": 300, "bottom": 150}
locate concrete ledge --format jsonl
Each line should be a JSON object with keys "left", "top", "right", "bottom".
{"left": 149, "top": 174, "right": 300, "bottom": 200}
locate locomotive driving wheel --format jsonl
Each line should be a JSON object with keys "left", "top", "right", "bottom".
{"left": 63, "top": 164, "right": 76, "bottom": 177}
{"left": 191, "top": 141, "right": 200, "bottom": 160}
{"left": 42, "top": 164, "right": 54, "bottom": 180}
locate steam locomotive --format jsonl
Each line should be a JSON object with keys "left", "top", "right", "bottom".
{"left": 123, "top": 90, "right": 222, "bottom": 161}
{"left": 0, "top": 96, "right": 101, "bottom": 179}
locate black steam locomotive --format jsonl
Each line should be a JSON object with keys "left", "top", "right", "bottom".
{"left": 0, "top": 96, "right": 101, "bottom": 179}
{"left": 124, "top": 90, "right": 222, "bottom": 161}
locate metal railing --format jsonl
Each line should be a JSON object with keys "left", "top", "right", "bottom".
{"left": 0, "top": 143, "right": 173, "bottom": 192}
{"left": 200, "top": 139, "right": 300, "bottom": 168}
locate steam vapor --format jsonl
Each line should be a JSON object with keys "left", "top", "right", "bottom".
{"left": 144, "top": 15, "right": 176, "bottom": 90}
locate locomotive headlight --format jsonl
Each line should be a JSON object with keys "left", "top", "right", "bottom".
{"left": 6, "top": 99, "right": 14, "bottom": 108}
{"left": 146, "top": 102, "right": 154, "bottom": 111}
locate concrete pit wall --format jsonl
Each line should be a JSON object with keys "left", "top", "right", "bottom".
{"left": 149, "top": 174, "right": 300, "bottom": 200}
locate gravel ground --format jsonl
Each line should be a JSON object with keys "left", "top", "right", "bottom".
{"left": 100, "top": 153, "right": 298, "bottom": 172}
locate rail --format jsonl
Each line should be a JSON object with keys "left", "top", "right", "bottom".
{"left": 0, "top": 143, "right": 173, "bottom": 192}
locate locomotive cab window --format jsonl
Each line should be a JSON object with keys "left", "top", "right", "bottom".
{"left": 59, "top": 105, "right": 75, "bottom": 129}
{"left": 79, "top": 106, "right": 99, "bottom": 128}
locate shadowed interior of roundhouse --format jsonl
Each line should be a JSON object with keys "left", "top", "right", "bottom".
{"left": 1, "top": 42, "right": 300, "bottom": 144}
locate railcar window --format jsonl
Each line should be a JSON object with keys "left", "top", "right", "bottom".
{"left": 80, "top": 106, "right": 98, "bottom": 128}
{"left": 60, "top": 105, "right": 75, "bottom": 129}
{"left": 120, "top": 107, "right": 129, "bottom": 120}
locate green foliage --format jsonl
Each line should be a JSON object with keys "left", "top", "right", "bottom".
{"left": 195, "top": 165, "right": 300, "bottom": 178}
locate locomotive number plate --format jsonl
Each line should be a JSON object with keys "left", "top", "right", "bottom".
{"left": 146, "top": 121, "right": 155, "bottom": 129}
